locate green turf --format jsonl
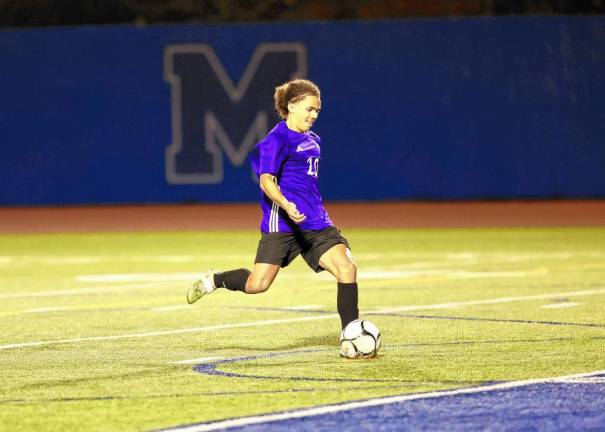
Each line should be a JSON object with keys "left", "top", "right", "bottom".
{"left": 1, "top": 227, "right": 604, "bottom": 431}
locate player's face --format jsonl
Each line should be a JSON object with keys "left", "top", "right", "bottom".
{"left": 287, "top": 95, "right": 321, "bottom": 133}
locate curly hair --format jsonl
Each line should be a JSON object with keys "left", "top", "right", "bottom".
{"left": 274, "top": 79, "right": 321, "bottom": 119}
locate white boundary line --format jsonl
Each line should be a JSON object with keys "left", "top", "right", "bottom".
{"left": 374, "top": 288, "right": 605, "bottom": 313}
{"left": 75, "top": 273, "right": 202, "bottom": 283}
{"left": 555, "top": 377, "right": 605, "bottom": 384}
{"left": 170, "top": 356, "right": 224, "bottom": 365}
{"left": 153, "top": 305, "right": 191, "bottom": 312}
{"left": 26, "top": 307, "right": 70, "bottom": 313}
{"left": 0, "top": 281, "right": 177, "bottom": 299}
{"left": 541, "top": 302, "right": 580, "bottom": 309}
{"left": 2, "top": 287, "right": 604, "bottom": 351}
{"left": 0, "top": 315, "right": 337, "bottom": 351}
{"left": 159, "top": 369, "right": 605, "bottom": 432}
{"left": 284, "top": 305, "right": 324, "bottom": 311}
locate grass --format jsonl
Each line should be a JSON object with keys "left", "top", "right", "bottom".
{"left": 0, "top": 227, "right": 604, "bottom": 431}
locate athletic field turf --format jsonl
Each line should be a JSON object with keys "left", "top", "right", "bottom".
{"left": 1, "top": 227, "right": 604, "bottom": 431}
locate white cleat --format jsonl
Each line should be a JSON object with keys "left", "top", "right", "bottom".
{"left": 187, "top": 270, "right": 218, "bottom": 304}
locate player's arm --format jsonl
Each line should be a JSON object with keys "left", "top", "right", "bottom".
{"left": 259, "top": 173, "right": 306, "bottom": 224}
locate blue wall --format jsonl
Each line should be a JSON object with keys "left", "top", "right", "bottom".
{"left": 1, "top": 17, "right": 604, "bottom": 205}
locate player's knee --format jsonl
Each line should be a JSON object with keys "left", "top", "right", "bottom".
{"left": 246, "top": 276, "right": 272, "bottom": 294}
{"left": 335, "top": 260, "right": 357, "bottom": 283}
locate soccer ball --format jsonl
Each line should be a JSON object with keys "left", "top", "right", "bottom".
{"left": 340, "top": 319, "right": 381, "bottom": 359}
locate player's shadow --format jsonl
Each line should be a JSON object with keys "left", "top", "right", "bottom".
{"left": 293, "top": 333, "right": 338, "bottom": 348}
{"left": 209, "top": 333, "right": 337, "bottom": 352}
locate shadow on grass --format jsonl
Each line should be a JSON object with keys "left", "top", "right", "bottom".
{"left": 208, "top": 333, "right": 338, "bottom": 352}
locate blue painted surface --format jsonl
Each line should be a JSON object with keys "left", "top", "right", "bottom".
{"left": 1, "top": 17, "right": 604, "bottom": 205}
{"left": 222, "top": 378, "right": 605, "bottom": 431}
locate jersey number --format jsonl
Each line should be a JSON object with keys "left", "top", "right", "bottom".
{"left": 307, "top": 157, "right": 320, "bottom": 177}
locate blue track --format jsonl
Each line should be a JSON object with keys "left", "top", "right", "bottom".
{"left": 198, "top": 376, "right": 605, "bottom": 431}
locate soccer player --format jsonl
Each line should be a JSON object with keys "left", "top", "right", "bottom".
{"left": 187, "top": 78, "right": 359, "bottom": 331}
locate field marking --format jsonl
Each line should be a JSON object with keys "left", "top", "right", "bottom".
{"left": 375, "top": 288, "right": 605, "bottom": 313}
{"left": 26, "top": 307, "right": 70, "bottom": 313}
{"left": 78, "top": 270, "right": 459, "bottom": 284}
{"left": 315, "top": 268, "right": 547, "bottom": 281}
{"left": 284, "top": 305, "right": 324, "bottom": 311}
{"left": 159, "top": 369, "right": 605, "bottom": 432}
{"left": 76, "top": 273, "right": 201, "bottom": 283}
{"left": 171, "top": 357, "right": 224, "bottom": 365}
{"left": 541, "top": 302, "right": 580, "bottom": 309}
{"left": 2, "top": 287, "right": 604, "bottom": 352}
{"left": 0, "top": 254, "right": 248, "bottom": 266}
{"left": 152, "top": 305, "right": 191, "bottom": 312}
{"left": 554, "top": 377, "right": 605, "bottom": 384}
{"left": 0, "top": 314, "right": 338, "bottom": 351}
{"left": 76, "top": 259, "right": 598, "bottom": 286}
{"left": 0, "top": 281, "right": 177, "bottom": 299}
{"left": 353, "top": 251, "right": 605, "bottom": 261}
{"left": 1, "top": 251, "right": 603, "bottom": 267}
{"left": 449, "top": 270, "right": 546, "bottom": 279}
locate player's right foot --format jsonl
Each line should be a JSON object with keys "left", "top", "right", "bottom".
{"left": 187, "top": 270, "right": 218, "bottom": 304}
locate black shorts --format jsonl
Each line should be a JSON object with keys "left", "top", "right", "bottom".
{"left": 255, "top": 226, "right": 350, "bottom": 273}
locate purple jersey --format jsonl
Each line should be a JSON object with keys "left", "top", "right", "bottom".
{"left": 250, "top": 121, "right": 332, "bottom": 233}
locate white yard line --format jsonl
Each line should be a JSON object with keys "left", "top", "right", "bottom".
{"left": 25, "top": 307, "right": 70, "bottom": 313}
{"left": 10, "top": 268, "right": 544, "bottom": 300}
{"left": 554, "top": 377, "right": 605, "bottom": 384}
{"left": 284, "top": 305, "right": 324, "bottom": 311}
{"left": 152, "top": 305, "right": 191, "bottom": 312}
{"left": 2, "top": 287, "right": 604, "bottom": 352}
{"left": 75, "top": 273, "right": 202, "bottom": 283}
{"left": 158, "top": 369, "right": 605, "bottom": 432}
{"left": 541, "top": 302, "right": 580, "bottom": 309}
{"left": 312, "top": 268, "right": 546, "bottom": 281}
{"left": 170, "top": 356, "right": 224, "bottom": 365}
{"left": 0, "top": 254, "right": 248, "bottom": 266}
{"left": 375, "top": 288, "right": 605, "bottom": 313}
{"left": 0, "top": 315, "right": 338, "bottom": 351}
{"left": 0, "top": 281, "right": 177, "bottom": 299}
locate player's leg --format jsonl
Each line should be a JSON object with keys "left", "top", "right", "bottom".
{"left": 187, "top": 232, "right": 295, "bottom": 304}
{"left": 300, "top": 227, "right": 359, "bottom": 329}
{"left": 187, "top": 264, "right": 279, "bottom": 303}
{"left": 318, "top": 243, "right": 359, "bottom": 329}
{"left": 245, "top": 231, "right": 298, "bottom": 293}
{"left": 244, "top": 263, "right": 280, "bottom": 293}
{"left": 318, "top": 243, "right": 357, "bottom": 283}
{"left": 209, "top": 264, "right": 281, "bottom": 293}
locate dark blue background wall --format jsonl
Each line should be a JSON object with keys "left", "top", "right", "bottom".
{"left": 1, "top": 17, "right": 604, "bottom": 205}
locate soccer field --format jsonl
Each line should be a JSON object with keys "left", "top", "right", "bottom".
{"left": 1, "top": 227, "right": 605, "bottom": 431}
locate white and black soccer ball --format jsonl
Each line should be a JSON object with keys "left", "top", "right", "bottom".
{"left": 340, "top": 319, "right": 381, "bottom": 359}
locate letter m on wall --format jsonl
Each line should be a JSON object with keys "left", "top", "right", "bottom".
{"left": 164, "top": 43, "right": 307, "bottom": 184}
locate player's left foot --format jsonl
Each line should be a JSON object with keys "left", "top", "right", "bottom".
{"left": 187, "top": 270, "right": 218, "bottom": 304}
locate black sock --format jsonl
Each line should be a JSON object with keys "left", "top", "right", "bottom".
{"left": 337, "top": 282, "right": 359, "bottom": 329}
{"left": 214, "top": 269, "right": 250, "bottom": 292}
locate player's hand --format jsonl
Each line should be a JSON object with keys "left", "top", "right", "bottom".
{"left": 284, "top": 202, "right": 306, "bottom": 224}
